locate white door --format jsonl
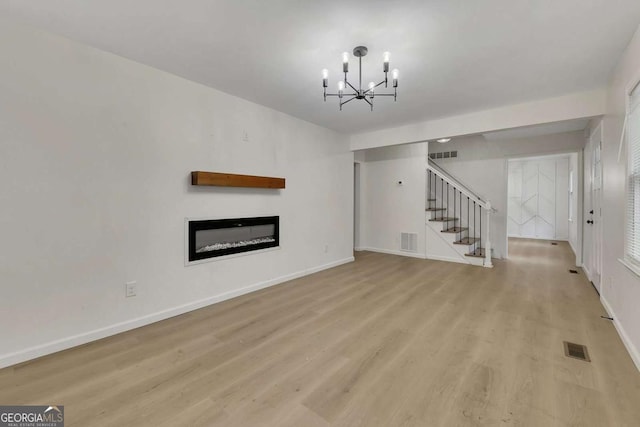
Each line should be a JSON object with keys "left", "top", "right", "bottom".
{"left": 508, "top": 157, "right": 568, "bottom": 239}
{"left": 555, "top": 157, "right": 570, "bottom": 240}
{"left": 584, "top": 125, "right": 603, "bottom": 292}
{"left": 507, "top": 163, "right": 524, "bottom": 236}
{"left": 536, "top": 160, "right": 556, "bottom": 239}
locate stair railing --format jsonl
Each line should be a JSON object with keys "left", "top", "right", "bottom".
{"left": 428, "top": 159, "right": 488, "bottom": 206}
{"left": 427, "top": 160, "right": 494, "bottom": 268}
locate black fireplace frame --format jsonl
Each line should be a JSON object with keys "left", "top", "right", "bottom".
{"left": 188, "top": 216, "right": 279, "bottom": 262}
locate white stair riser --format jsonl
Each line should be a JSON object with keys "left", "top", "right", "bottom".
{"left": 426, "top": 200, "right": 484, "bottom": 266}
{"left": 455, "top": 241, "right": 479, "bottom": 251}
{"left": 466, "top": 256, "right": 485, "bottom": 266}
{"left": 438, "top": 231, "right": 478, "bottom": 250}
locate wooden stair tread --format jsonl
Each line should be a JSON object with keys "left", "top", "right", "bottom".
{"left": 465, "top": 248, "right": 485, "bottom": 258}
{"left": 442, "top": 227, "right": 468, "bottom": 233}
{"left": 429, "top": 217, "right": 458, "bottom": 222}
{"left": 454, "top": 238, "right": 480, "bottom": 245}
{"left": 425, "top": 208, "right": 446, "bottom": 211}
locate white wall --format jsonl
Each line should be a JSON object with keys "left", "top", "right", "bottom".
{"left": 0, "top": 21, "right": 354, "bottom": 367}
{"left": 568, "top": 152, "right": 580, "bottom": 260}
{"left": 354, "top": 162, "right": 361, "bottom": 249}
{"left": 356, "top": 143, "right": 427, "bottom": 257}
{"left": 429, "top": 131, "right": 585, "bottom": 258}
{"left": 596, "top": 23, "right": 640, "bottom": 370}
{"left": 354, "top": 150, "right": 366, "bottom": 251}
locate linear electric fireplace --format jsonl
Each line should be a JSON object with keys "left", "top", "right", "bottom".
{"left": 187, "top": 216, "right": 279, "bottom": 262}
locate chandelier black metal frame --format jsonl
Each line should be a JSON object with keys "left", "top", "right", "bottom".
{"left": 322, "top": 46, "right": 399, "bottom": 111}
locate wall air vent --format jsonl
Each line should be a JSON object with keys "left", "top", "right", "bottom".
{"left": 429, "top": 151, "right": 457, "bottom": 160}
{"left": 400, "top": 232, "right": 418, "bottom": 252}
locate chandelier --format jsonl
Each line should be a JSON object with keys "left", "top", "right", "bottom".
{"left": 322, "top": 46, "right": 399, "bottom": 111}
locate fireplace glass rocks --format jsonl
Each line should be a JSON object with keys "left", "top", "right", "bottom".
{"left": 188, "top": 216, "right": 279, "bottom": 262}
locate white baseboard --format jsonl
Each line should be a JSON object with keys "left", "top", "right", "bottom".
{"left": 507, "top": 235, "right": 569, "bottom": 241}
{"left": 601, "top": 296, "right": 640, "bottom": 372}
{"left": 582, "top": 263, "right": 592, "bottom": 283}
{"left": 358, "top": 246, "right": 427, "bottom": 259}
{"left": 426, "top": 254, "right": 469, "bottom": 265}
{"left": 568, "top": 239, "right": 581, "bottom": 266}
{"left": 569, "top": 239, "right": 577, "bottom": 256}
{"left": 0, "top": 256, "right": 355, "bottom": 369}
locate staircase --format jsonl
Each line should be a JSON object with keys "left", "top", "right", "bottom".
{"left": 426, "top": 160, "right": 494, "bottom": 267}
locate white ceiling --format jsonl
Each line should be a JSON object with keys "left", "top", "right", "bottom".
{"left": 1, "top": 0, "right": 639, "bottom": 134}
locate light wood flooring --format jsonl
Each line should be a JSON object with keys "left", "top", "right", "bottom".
{"left": 2, "top": 238, "right": 640, "bottom": 426}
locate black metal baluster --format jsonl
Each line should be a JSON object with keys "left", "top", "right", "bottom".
{"left": 479, "top": 205, "right": 482, "bottom": 255}
{"left": 473, "top": 201, "right": 476, "bottom": 255}
{"left": 431, "top": 174, "right": 438, "bottom": 207}
{"left": 446, "top": 182, "right": 449, "bottom": 219}
{"left": 441, "top": 177, "right": 443, "bottom": 220}
{"left": 453, "top": 187, "right": 456, "bottom": 235}
{"left": 436, "top": 174, "right": 439, "bottom": 216}
{"left": 467, "top": 196, "right": 470, "bottom": 238}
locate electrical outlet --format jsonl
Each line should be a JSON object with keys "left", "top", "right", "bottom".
{"left": 125, "top": 281, "right": 137, "bottom": 298}
{"left": 324, "top": 244, "right": 329, "bottom": 253}
{"left": 242, "top": 130, "right": 249, "bottom": 142}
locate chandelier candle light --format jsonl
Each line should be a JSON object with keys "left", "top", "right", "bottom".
{"left": 322, "top": 46, "right": 398, "bottom": 110}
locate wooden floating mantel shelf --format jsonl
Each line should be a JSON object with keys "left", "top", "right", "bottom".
{"left": 191, "top": 171, "right": 285, "bottom": 189}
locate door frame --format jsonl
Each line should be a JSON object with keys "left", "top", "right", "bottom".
{"left": 353, "top": 161, "right": 362, "bottom": 251}
{"left": 504, "top": 151, "right": 582, "bottom": 259}
{"left": 575, "top": 150, "right": 585, "bottom": 267}
{"left": 583, "top": 121, "right": 603, "bottom": 292}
